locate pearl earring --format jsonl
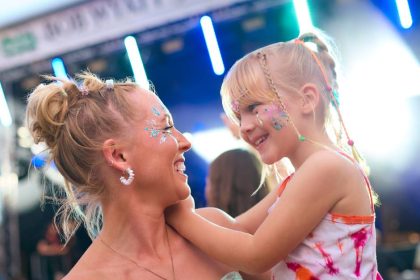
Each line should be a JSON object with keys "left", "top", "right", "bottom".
{"left": 120, "top": 167, "right": 135, "bottom": 186}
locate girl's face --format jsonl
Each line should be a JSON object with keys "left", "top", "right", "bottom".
{"left": 237, "top": 98, "right": 297, "bottom": 164}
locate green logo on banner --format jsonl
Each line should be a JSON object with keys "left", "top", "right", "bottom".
{"left": 1, "top": 32, "right": 37, "bottom": 57}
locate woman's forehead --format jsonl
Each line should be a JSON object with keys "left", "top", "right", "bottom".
{"left": 139, "top": 92, "right": 172, "bottom": 119}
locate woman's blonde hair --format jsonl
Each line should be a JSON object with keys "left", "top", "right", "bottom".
{"left": 26, "top": 72, "right": 141, "bottom": 241}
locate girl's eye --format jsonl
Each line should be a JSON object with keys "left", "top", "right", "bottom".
{"left": 248, "top": 103, "right": 261, "bottom": 112}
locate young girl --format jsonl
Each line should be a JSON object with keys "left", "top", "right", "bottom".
{"left": 167, "top": 31, "right": 382, "bottom": 279}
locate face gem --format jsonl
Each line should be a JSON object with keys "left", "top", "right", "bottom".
{"left": 258, "top": 105, "right": 289, "bottom": 131}
{"left": 152, "top": 106, "right": 161, "bottom": 116}
{"left": 231, "top": 100, "right": 240, "bottom": 113}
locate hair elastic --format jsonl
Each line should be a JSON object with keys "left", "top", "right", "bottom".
{"left": 79, "top": 86, "right": 89, "bottom": 96}
{"left": 105, "top": 79, "right": 114, "bottom": 90}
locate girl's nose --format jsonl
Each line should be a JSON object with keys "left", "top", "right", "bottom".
{"left": 239, "top": 114, "right": 257, "bottom": 137}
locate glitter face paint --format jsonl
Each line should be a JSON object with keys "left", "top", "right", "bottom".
{"left": 151, "top": 106, "right": 161, "bottom": 116}
{"left": 255, "top": 104, "right": 289, "bottom": 131}
{"left": 144, "top": 106, "right": 173, "bottom": 144}
{"left": 231, "top": 100, "right": 240, "bottom": 113}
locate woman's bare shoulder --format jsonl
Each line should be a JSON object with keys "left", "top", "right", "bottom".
{"left": 62, "top": 245, "right": 117, "bottom": 280}
{"left": 63, "top": 264, "right": 109, "bottom": 280}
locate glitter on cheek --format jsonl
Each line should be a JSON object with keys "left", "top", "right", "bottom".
{"left": 272, "top": 118, "right": 283, "bottom": 130}
{"left": 159, "top": 129, "right": 173, "bottom": 144}
{"left": 144, "top": 119, "right": 174, "bottom": 145}
{"left": 151, "top": 106, "right": 161, "bottom": 116}
{"left": 160, "top": 134, "right": 167, "bottom": 144}
{"left": 258, "top": 105, "right": 288, "bottom": 131}
{"left": 144, "top": 119, "right": 162, "bottom": 140}
{"left": 144, "top": 127, "right": 160, "bottom": 138}
{"left": 231, "top": 100, "right": 240, "bottom": 113}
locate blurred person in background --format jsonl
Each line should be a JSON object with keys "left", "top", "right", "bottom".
{"left": 205, "top": 148, "right": 270, "bottom": 217}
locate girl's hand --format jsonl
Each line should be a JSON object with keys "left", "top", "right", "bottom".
{"left": 165, "top": 195, "right": 196, "bottom": 229}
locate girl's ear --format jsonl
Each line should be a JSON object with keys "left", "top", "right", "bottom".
{"left": 299, "top": 83, "right": 321, "bottom": 115}
{"left": 103, "top": 139, "right": 127, "bottom": 172}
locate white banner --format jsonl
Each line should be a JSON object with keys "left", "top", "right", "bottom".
{"left": 0, "top": 0, "right": 244, "bottom": 72}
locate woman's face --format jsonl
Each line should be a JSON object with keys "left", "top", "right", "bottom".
{"left": 127, "top": 90, "right": 192, "bottom": 202}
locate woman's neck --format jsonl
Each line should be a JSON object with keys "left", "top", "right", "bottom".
{"left": 100, "top": 196, "right": 169, "bottom": 258}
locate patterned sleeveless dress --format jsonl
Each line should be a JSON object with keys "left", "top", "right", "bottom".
{"left": 270, "top": 154, "right": 383, "bottom": 280}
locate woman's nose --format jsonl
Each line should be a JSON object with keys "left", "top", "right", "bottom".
{"left": 176, "top": 129, "right": 192, "bottom": 152}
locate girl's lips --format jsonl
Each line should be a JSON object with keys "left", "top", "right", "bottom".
{"left": 254, "top": 134, "right": 268, "bottom": 149}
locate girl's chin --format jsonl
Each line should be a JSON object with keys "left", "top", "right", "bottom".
{"left": 260, "top": 152, "right": 277, "bottom": 165}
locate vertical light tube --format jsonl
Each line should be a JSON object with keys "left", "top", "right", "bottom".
{"left": 124, "top": 36, "right": 149, "bottom": 90}
{"left": 396, "top": 0, "right": 413, "bottom": 29}
{"left": 293, "top": 0, "right": 313, "bottom": 33}
{"left": 200, "top": 16, "right": 225, "bottom": 76}
{"left": 0, "top": 82, "right": 12, "bottom": 127}
{"left": 51, "top": 57, "right": 67, "bottom": 79}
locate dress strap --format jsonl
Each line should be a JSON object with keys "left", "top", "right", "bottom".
{"left": 276, "top": 173, "right": 294, "bottom": 197}
{"left": 336, "top": 151, "right": 375, "bottom": 214}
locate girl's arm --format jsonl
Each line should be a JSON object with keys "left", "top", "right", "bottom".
{"left": 196, "top": 186, "right": 280, "bottom": 234}
{"left": 167, "top": 152, "right": 347, "bottom": 274}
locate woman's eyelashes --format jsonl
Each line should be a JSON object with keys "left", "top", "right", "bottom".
{"left": 162, "top": 125, "right": 174, "bottom": 134}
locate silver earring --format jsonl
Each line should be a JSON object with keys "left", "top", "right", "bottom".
{"left": 120, "top": 167, "right": 134, "bottom": 186}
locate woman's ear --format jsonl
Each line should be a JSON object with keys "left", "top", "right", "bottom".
{"left": 103, "top": 139, "right": 126, "bottom": 171}
{"left": 299, "top": 83, "right": 321, "bottom": 115}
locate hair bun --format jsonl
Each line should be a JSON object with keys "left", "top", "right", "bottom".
{"left": 298, "top": 32, "right": 329, "bottom": 53}
{"left": 26, "top": 81, "right": 69, "bottom": 150}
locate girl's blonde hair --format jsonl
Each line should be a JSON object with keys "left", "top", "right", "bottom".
{"left": 221, "top": 29, "right": 369, "bottom": 179}
{"left": 26, "top": 72, "right": 141, "bottom": 242}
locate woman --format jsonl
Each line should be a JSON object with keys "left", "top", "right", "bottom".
{"left": 26, "top": 72, "right": 262, "bottom": 279}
